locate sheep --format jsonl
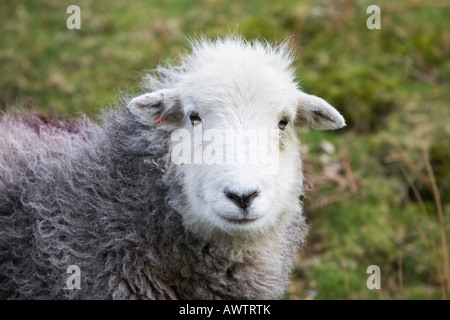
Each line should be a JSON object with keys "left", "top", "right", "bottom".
{"left": 0, "top": 36, "right": 345, "bottom": 300}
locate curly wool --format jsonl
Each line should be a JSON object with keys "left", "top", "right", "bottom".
{"left": 0, "top": 110, "right": 306, "bottom": 300}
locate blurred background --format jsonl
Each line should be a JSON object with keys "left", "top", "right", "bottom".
{"left": 1, "top": 0, "right": 449, "bottom": 299}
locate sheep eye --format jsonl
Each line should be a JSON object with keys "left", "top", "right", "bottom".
{"left": 189, "top": 112, "right": 202, "bottom": 125}
{"left": 278, "top": 118, "right": 288, "bottom": 131}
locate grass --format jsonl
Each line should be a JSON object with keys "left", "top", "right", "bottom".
{"left": 1, "top": 0, "right": 449, "bottom": 300}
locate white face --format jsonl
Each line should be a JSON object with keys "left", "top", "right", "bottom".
{"left": 173, "top": 72, "right": 303, "bottom": 237}
{"left": 126, "top": 40, "right": 346, "bottom": 238}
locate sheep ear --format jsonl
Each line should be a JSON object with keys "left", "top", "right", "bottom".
{"left": 126, "top": 88, "right": 182, "bottom": 127}
{"left": 296, "top": 91, "right": 346, "bottom": 130}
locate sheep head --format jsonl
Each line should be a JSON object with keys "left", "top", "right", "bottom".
{"left": 126, "top": 38, "right": 345, "bottom": 238}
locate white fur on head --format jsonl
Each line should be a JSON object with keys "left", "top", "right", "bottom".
{"left": 127, "top": 36, "right": 346, "bottom": 238}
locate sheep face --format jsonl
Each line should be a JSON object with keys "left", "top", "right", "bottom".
{"left": 127, "top": 39, "right": 346, "bottom": 237}
{"left": 172, "top": 72, "right": 302, "bottom": 237}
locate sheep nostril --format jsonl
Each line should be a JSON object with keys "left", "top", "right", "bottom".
{"left": 225, "top": 190, "right": 259, "bottom": 210}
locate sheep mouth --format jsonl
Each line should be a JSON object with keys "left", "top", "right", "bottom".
{"left": 223, "top": 217, "right": 259, "bottom": 225}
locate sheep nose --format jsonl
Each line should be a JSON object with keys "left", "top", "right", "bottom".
{"left": 225, "top": 189, "right": 259, "bottom": 210}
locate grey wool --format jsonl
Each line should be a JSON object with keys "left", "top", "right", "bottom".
{"left": 0, "top": 37, "right": 345, "bottom": 299}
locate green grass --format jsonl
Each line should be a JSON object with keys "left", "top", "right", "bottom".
{"left": 1, "top": 0, "right": 449, "bottom": 300}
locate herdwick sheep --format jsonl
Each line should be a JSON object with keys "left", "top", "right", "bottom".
{"left": 0, "top": 36, "right": 345, "bottom": 300}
